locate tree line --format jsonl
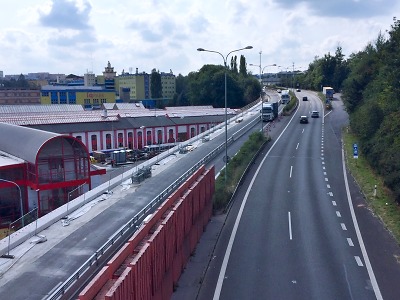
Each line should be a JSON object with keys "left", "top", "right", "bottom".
{"left": 293, "top": 18, "right": 400, "bottom": 203}
{"left": 342, "top": 18, "right": 400, "bottom": 203}
{"left": 0, "top": 74, "right": 38, "bottom": 89}
{"left": 166, "top": 54, "right": 261, "bottom": 109}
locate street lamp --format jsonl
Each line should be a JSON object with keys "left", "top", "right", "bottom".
{"left": 0, "top": 178, "right": 23, "bottom": 227}
{"left": 249, "top": 51, "right": 276, "bottom": 131}
{"left": 197, "top": 45, "right": 253, "bottom": 184}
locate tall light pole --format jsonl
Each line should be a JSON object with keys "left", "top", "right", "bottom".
{"left": 0, "top": 178, "right": 23, "bottom": 227}
{"left": 197, "top": 46, "right": 253, "bottom": 184}
{"left": 250, "top": 51, "right": 276, "bottom": 131}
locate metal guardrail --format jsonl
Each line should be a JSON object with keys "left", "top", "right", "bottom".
{"left": 47, "top": 111, "right": 260, "bottom": 300}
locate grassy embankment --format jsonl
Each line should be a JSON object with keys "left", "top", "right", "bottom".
{"left": 213, "top": 131, "right": 268, "bottom": 211}
{"left": 343, "top": 129, "right": 400, "bottom": 243}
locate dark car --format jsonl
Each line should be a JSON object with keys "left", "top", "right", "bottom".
{"left": 311, "top": 111, "right": 319, "bottom": 118}
{"left": 300, "top": 116, "right": 308, "bottom": 124}
{"left": 302, "top": 96, "right": 308, "bottom": 101}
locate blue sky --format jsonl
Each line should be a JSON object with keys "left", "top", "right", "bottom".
{"left": 0, "top": 0, "right": 398, "bottom": 77}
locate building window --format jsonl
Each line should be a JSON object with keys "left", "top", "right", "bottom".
{"left": 91, "top": 135, "right": 97, "bottom": 151}
{"left": 137, "top": 131, "right": 143, "bottom": 149}
{"left": 146, "top": 131, "right": 152, "bottom": 145}
{"left": 118, "top": 133, "right": 123, "bottom": 147}
{"left": 128, "top": 132, "right": 133, "bottom": 149}
{"left": 168, "top": 129, "right": 175, "bottom": 143}
{"left": 157, "top": 129, "right": 162, "bottom": 144}
{"left": 191, "top": 127, "right": 196, "bottom": 138}
{"left": 106, "top": 133, "right": 111, "bottom": 149}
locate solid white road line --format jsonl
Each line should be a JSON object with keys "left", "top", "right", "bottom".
{"left": 341, "top": 143, "right": 383, "bottom": 299}
{"left": 212, "top": 109, "right": 300, "bottom": 300}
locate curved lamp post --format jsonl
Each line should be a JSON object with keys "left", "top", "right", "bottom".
{"left": 250, "top": 51, "right": 276, "bottom": 131}
{"left": 0, "top": 178, "right": 23, "bottom": 227}
{"left": 197, "top": 46, "right": 253, "bottom": 184}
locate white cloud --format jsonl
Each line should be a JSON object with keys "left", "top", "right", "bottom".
{"left": 0, "top": 0, "right": 398, "bottom": 76}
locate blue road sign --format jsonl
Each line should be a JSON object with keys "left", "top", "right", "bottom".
{"left": 353, "top": 143, "right": 358, "bottom": 158}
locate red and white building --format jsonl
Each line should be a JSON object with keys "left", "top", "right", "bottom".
{"left": 0, "top": 103, "right": 235, "bottom": 228}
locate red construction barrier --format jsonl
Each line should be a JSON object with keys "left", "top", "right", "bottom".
{"left": 79, "top": 165, "right": 215, "bottom": 300}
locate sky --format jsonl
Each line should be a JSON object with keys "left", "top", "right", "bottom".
{"left": 0, "top": 0, "right": 398, "bottom": 77}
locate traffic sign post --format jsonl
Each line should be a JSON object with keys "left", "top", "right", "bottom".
{"left": 353, "top": 143, "right": 358, "bottom": 159}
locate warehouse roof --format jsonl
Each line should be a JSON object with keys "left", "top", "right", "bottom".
{"left": 0, "top": 122, "right": 63, "bottom": 163}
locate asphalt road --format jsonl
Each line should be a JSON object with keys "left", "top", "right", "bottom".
{"left": 194, "top": 93, "right": 400, "bottom": 300}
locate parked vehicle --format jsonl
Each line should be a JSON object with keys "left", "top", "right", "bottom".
{"left": 92, "top": 151, "right": 106, "bottom": 163}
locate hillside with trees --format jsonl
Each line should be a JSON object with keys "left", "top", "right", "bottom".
{"left": 342, "top": 18, "right": 400, "bottom": 203}
{"left": 295, "top": 18, "right": 400, "bottom": 203}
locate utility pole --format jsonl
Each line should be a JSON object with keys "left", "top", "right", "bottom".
{"left": 292, "top": 62, "right": 295, "bottom": 91}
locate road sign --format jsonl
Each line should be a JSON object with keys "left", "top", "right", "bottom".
{"left": 353, "top": 143, "right": 358, "bottom": 159}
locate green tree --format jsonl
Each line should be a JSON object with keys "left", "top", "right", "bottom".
{"left": 150, "top": 69, "right": 163, "bottom": 100}
{"left": 239, "top": 55, "right": 247, "bottom": 77}
{"left": 241, "top": 76, "right": 261, "bottom": 104}
{"left": 231, "top": 55, "right": 238, "bottom": 73}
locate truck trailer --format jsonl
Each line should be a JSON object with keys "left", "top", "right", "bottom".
{"left": 322, "top": 86, "right": 334, "bottom": 101}
{"left": 261, "top": 102, "right": 279, "bottom": 122}
{"left": 280, "top": 89, "right": 290, "bottom": 104}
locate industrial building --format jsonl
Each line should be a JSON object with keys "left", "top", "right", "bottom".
{"left": 0, "top": 103, "right": 234, "bottom": 228}
{"left": 0, "top": 123, "right": 104, "bottom": 229}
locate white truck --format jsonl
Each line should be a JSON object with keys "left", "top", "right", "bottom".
{"left": 261, "top": 102, "right": 279, "bottom": 122}
{"left": 280, "top": 89, "right": 290, "bottom": 104}
{"left": 322, "top": 86, "right": 334, "bottom": 101}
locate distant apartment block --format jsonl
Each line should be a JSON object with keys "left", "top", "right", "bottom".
{"left": 160, "top": 71, "right": 176, "bottom": 99}
{"left": 40, "top": 85, "right": 116, "bottom": 109}
{"left": 0, "top": 89, "right": 41, "bottom": 105}
{"left": 117, "top": 68, "right": 150, "bottom": 100}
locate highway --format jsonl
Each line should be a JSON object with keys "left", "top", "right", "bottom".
{"left": 2, "top": 91, "right": 400, "bottom": 300}
{"left": 196, "top": 92, "right": 400, "bottom": 300}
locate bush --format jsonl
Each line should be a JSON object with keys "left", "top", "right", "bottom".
{"left": 213, "top": 132, "right": 268, "bottom": 211}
